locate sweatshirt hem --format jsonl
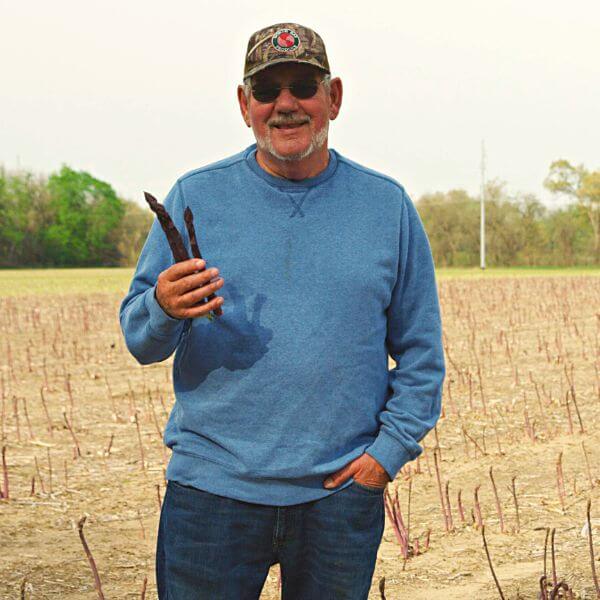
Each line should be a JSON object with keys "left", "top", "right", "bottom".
{"left": 166, "top": 449, "right": 354, "bottom": 507}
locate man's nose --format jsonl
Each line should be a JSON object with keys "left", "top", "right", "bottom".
{"left": 273, "top": 86, "right": 298, "bottom": 111}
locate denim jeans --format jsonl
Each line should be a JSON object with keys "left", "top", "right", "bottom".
{"left": 156, "top": 479, "right": 386, "bottom": 599}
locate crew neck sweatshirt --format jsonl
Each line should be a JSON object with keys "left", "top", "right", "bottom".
{"left": 119, "top": 144, "right": 445, "bottom": 506}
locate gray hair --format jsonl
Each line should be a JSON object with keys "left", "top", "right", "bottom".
{"left": 242, "top": 73, "right": 331, "bottom": 99}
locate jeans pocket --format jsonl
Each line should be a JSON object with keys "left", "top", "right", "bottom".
{"left": 168, "top": 479, "right": 208, "bottom": 496}
{"left": 351, "top": 479, "right": 387, "bottom": 495}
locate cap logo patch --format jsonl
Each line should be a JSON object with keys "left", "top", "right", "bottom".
{"left": 272, "top": 28, "right": 300, "bottom": 52}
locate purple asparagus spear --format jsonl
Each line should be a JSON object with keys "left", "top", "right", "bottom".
{"left": 184, "top": 207, "right": 222, "bottom": 317}
{"left": 143, "top": 192, "right": 189, "bottom": 262}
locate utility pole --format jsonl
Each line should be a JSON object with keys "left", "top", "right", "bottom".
{"left": 480, "top": 140, "right": 486, "bottom": 270}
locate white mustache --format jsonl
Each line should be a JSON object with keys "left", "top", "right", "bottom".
{"left": 269, "top": 117, "right": 310, "bottom": 127}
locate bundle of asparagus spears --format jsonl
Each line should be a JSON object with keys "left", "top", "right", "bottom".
{"left": 144, "top": 192, "right": 223, "bottom": 320}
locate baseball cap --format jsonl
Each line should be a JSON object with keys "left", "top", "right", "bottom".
{"left": 244, "top": 23, "right": 330, "bottom": 80}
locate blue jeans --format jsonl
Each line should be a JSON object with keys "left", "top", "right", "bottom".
{"left": 156, "top": 479, "right": 385, "bottom": 599}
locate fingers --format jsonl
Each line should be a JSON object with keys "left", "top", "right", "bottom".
{"left": 163, "top": 258, "right": 206, "bottom": 282}
{"left": 180, "top": 295, "right": 225, "bottom": 319}
{"left": 173, "top": 266, "right": 220, "bottom": 296}
{"left": 324, "top": 462, "right": 359, "bottom": 488}
{"left": 156, "top": 259, "right": 225, "bottom": 320}
{"left": 179, "top": 276, "right": 224, "bottom": 307}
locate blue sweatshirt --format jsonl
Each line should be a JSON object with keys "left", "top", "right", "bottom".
{"left": 119, "top": 144, "right": 445, "bottom": 506}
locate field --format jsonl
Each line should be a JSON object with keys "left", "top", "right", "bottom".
{"left": 1, "top": 267, "right": 599, "bottom": 599}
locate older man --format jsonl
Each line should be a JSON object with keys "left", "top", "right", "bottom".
{"left": 120, "top": 22, "right": 445, "bottom": 600}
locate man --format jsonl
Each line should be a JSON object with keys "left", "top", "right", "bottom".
{"left": 120, "top": 22, "right": 445, "bottom": 600}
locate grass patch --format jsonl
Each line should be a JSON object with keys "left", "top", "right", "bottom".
{"left": 0, "top": 268, "right": 135, "bottom": 297}
{"left": 436, "top": 265, "right": 600, "bottom": 279}
{"left": 0, "top": 266, "right": 598, "bottom": 297}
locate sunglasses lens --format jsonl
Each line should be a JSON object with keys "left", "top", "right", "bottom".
{"left": 290, "top": 81, "right": 319, "bottom": 99}
{"left": 251, "top": 79, "right": 321, "bottom": 103}
{"left": 252, "top": 86, "right": 279, "bottom": 103}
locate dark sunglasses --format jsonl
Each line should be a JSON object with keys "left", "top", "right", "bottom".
{"left": 251, "top": 80, "right": 322, "bottom": 103}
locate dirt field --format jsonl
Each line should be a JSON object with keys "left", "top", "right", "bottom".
{"left": 1, "top": 268, "right": 599, "bottom": 599}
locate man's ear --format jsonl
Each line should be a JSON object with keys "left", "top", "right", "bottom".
{"left": 328, "top": 77, "right": 343, "bottom": 121}
{"left": 237, "top": 85, "right": 252, "bottom": 128}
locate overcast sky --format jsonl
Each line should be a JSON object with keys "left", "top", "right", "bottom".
{"left": 1, "top": 0, "right": 598, "bottom": 210}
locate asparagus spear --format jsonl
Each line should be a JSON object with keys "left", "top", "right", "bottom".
{"left": 143, "top": 191, "right": 189, "bottom": 262}
{"left": 184, "top": 207, "right": 223, "bottom": 317}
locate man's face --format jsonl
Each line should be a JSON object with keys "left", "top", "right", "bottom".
{"left": 238, "top": 63, "right": 340, "bottom": 163}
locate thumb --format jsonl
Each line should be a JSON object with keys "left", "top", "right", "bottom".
{"left": 324, "top": 462, "right": 359, "bottom": 489}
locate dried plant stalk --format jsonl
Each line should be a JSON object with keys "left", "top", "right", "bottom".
{"left": 489, "top": 466, "right": 505, "bottom": 534}
{"left": 383, "top": 487, "right": 408, "bottom": 555}
{"left": 511, "top": 476, "right": 520, "bottom": 533}
{"left": 13, "top": 396, "right": 21, "bottom": 442}
{"left": 104, "top": 433, "right": 114, "bottom": 457}
{"left": 550, "top": 528, "right": 557, "bottom": 588}
{"left": 39, "top": 386, "right": 53, "bottom": 438}
{"left": 156, "top": 483, "right": 162, "bottom": 512}
{"left": 564, "top": 362, "right": 584, "bottom": 434}
{"left": 474, "top": 484, "right": 483, "bottom": 529}
{"left": 444, "top": 480, "right": 454, "bottom": 532}
{"left": 582, "top": 441, "right": 594, "bottom": 490}
{"left": 378, "top": 576, "right": 386, "bottom": 600}
{"left": 22, "top": 397, "right": 34, "bottom": 440}
{"left": 433, "top": 447, "right": 449, "bottom": 531}
{"left": 1, "top": 445, "right": 8, "bottom": 499}
{"left": 481, "top": 525, "right": 506, "bottom": 600}
{"left": 62, "top": 410, "right": 82, "bottom": 458}
{"left": 34, "top": 456, "right": 46, "bottom": 494}
{"left": 77, "top": 515, "right": 106, "bottom": 600}
{"left": 133, "top": 412, "right": 145, "bottom": 472}
{"left": 586, "top": 499, "right": 600, "bottom": 597}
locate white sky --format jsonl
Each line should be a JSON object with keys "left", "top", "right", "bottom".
{"left": 1, "top": 0, "right": 599, "bottom": 210}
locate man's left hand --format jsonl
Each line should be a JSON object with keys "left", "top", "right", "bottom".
{"left": 323, "top": 453, "right": 391, "bottom": 489}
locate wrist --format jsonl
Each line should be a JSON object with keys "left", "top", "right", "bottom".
{"left": 154, "top": 287, "right": 180, "bottom": 320}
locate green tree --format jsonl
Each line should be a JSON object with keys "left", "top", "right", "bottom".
{"left": 417, "top": 189, "right": 480, "bottom": 266}
{"left": 0, "top": 168, "right": 52, "bottom": 266}
{"left": 543, "top": 203, "right": 593, "bottom": 266}
{"left": 45, "top": 165, "right": 125, "bottom": 266}
{"left": 484, "top": 181, "right": 534, "bottom": 266}
{"left": 514, "top": 194, "right": 547, "bottom": 265}
{"left": 113, "top": 199, "right": 153, "bottom": 266}
{"left": 544, "top": 160, "right": 600, "bottom": 262}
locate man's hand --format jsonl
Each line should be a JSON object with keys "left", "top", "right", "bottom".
{"left": 323, "top": 453, "right": 391, "bottom": 490}
{"left": 155, "top": 258, "right": 225, "bottom": 320}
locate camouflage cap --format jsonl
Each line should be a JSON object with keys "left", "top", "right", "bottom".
{"left": 244, "top": 23, "right": 330, "bottom": 80}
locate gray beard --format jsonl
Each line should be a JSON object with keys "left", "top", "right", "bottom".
{"left": 255, "top": 121, "right": 329, "bottom": 162}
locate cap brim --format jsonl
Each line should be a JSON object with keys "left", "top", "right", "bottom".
{"left": 244, "top": 58, "right": 330, "bottom": 80}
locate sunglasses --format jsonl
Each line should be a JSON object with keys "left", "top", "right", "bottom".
{"left": 251, "top": 80, "right": 322, "bottom": 103}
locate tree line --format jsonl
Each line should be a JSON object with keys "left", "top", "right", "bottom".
{"left": 0, "top": 165, "right": 152, "bottom": 268}
{"left": 0, "top": 160, "right": 598, "bottom": 268}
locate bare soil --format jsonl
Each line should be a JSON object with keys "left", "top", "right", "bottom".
{"left": 1, "top": 274, "right": 599, "bottom": 599}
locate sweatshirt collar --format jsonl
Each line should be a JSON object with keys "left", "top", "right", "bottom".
{"left": 244, "top": 143, "right": 338, "bottom": 190}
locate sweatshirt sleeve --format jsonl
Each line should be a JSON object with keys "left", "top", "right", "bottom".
{"left": 119, "top": 180, "right": 189, "bottom": 365}
{"left": 365, "top": 188, "right": 446, "bottom": 481}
